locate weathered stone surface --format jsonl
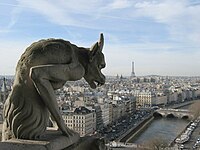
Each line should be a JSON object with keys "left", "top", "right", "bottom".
{"left": 0, "top": 129, "right": 79, "bottom": 150}
{"left": 67, "top": 136, "right": 106, "bottom": 150}
{"left": 0, "top": 129, "right": 106, "bottom": 150}
{"left": 2, "top": 33, "right": 106, "bottom": 142}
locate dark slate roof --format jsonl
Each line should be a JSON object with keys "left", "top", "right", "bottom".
{"left": 74, "top": 106, "right": 91, "bottom": 114}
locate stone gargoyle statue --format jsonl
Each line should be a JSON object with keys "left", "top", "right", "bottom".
{"left": 2, "top": 34, "right": 106, "bottom": 142}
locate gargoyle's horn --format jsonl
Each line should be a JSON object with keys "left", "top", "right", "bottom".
{"left": 98, "top": 33, "right": 104, "bottom": 51}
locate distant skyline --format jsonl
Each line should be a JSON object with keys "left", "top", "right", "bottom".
{"left": 0, "top": 0, "right": 200, "bottom": 76}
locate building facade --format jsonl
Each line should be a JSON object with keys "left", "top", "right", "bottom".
{"left": 136, "top": 91, "right": 154, "bottom": 108}
{"left": 62, "top": 106, "right": 96, "bottom": 137}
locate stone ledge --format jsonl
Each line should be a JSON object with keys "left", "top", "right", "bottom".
{"left": 65, "top": 136, "right": 106, "bottom": 150}
{"left": 0, "top": 129, "right": 106, "bottom": 150}
{"left": 0, "top": 129, "right": 79, "bottom": 150}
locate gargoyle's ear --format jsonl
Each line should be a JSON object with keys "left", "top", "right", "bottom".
{"left": 89, "top": 33, "right": 104, "bottom": 62}
{"left": 98, "top": 33, "right": 104, "bottom": 51}
{"left": 89, "top": 42, "right": 99, "bottom": 62}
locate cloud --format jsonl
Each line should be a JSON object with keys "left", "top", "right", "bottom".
{"left": 133, "top": 0, "right": 200, "bottom": 45}
{"left": 1, "top": 0, "right": 200, "bottom": 76}
{"left": 3, "top": 0, "right": 200, "bottom": 41}
{"left": 0, "top": 2, "right": 22, "bottom": 33}
{"left": 106, "top": 0, "right": 132, "bottom": 9}
{"left": 16, "top": 0, "right": 76, "bottom": 26}
{"left": 13, "top": 0, "right": 200, "bottom": 45}
{"left": 134, "top": 0, "right": 185, "bottom": 22}
{"left": 0, "top": 40, "right": 30, "bottom": 75}
{"left": 15, "top": 0, "right": 108, "bottom": 29}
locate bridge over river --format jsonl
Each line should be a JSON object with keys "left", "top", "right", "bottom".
{"left": 154, "top": 108, "right": 194, "bottom": 119}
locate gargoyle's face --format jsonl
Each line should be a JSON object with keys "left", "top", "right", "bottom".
{"left": 84, "top": 33, "right": 106, "bottom": 89}
{"left": 84, "top": 51, "right": 106, "bottom": 89}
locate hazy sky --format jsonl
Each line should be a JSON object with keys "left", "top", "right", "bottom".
{"left": 0, "top": 0, "right": 200, "bottom": 76}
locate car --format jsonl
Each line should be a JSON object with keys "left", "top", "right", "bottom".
{"left": 193, "top": 145, "right": 196, "bottom": 149}
{"left": 112, "top": 130, "right": 116, "bottom": 132}
{"left": 179, "top": 144, "right": 184, "bottom": 148}
{"left": 193, "top": 143, "right": 199, "bottom": 149}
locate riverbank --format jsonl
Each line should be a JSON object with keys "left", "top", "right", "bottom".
{"left": 169, "top": 121, "right": 192, "bottom": 146}
{"left": 170, "top": 100, "right": 200, "bottom": 148}
{"left": 170, "top": 100, "right": 195, "bottom": 109}
{"left": 117, "top": 100, "right": 198, "bottom": 145}
{"left": 125, "top": 116, "right": 154, "bottom": 143}
{"left": 118, "top": 114, "right": 154, "bottom": 143}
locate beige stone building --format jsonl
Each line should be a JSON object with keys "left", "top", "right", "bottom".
{"left": 136, "top": 91, "right": 154, "bottom": 108}
{"left": 62, "top": 106, "right": 96, "bottom": 137}
{"left": 135, "top": 91, "right": 168, "bottom": 108}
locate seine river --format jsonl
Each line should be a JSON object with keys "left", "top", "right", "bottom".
{"left": 127, "top": 103, "right": 194, "bottom": 144}
{"left": 128, "top": 118, "right": 189, "bottom": 144}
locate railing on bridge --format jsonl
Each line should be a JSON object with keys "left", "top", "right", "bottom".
{"left": 158, "top": 108, "right": 189, "bottom": 112}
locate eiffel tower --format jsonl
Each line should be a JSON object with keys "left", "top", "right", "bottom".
{"left": 131, "top": 61, "right": 136, "bottom": 77}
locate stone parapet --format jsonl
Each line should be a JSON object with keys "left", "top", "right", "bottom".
{"left": 0, "top": 129, "right": 106, "bottom": 150}
{"left": 0, "top": 129, "right": 79, "bottom": 150}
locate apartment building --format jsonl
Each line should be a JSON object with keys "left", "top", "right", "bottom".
{"left": 62, "top": 106, "right": 96, "bottom": 137}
